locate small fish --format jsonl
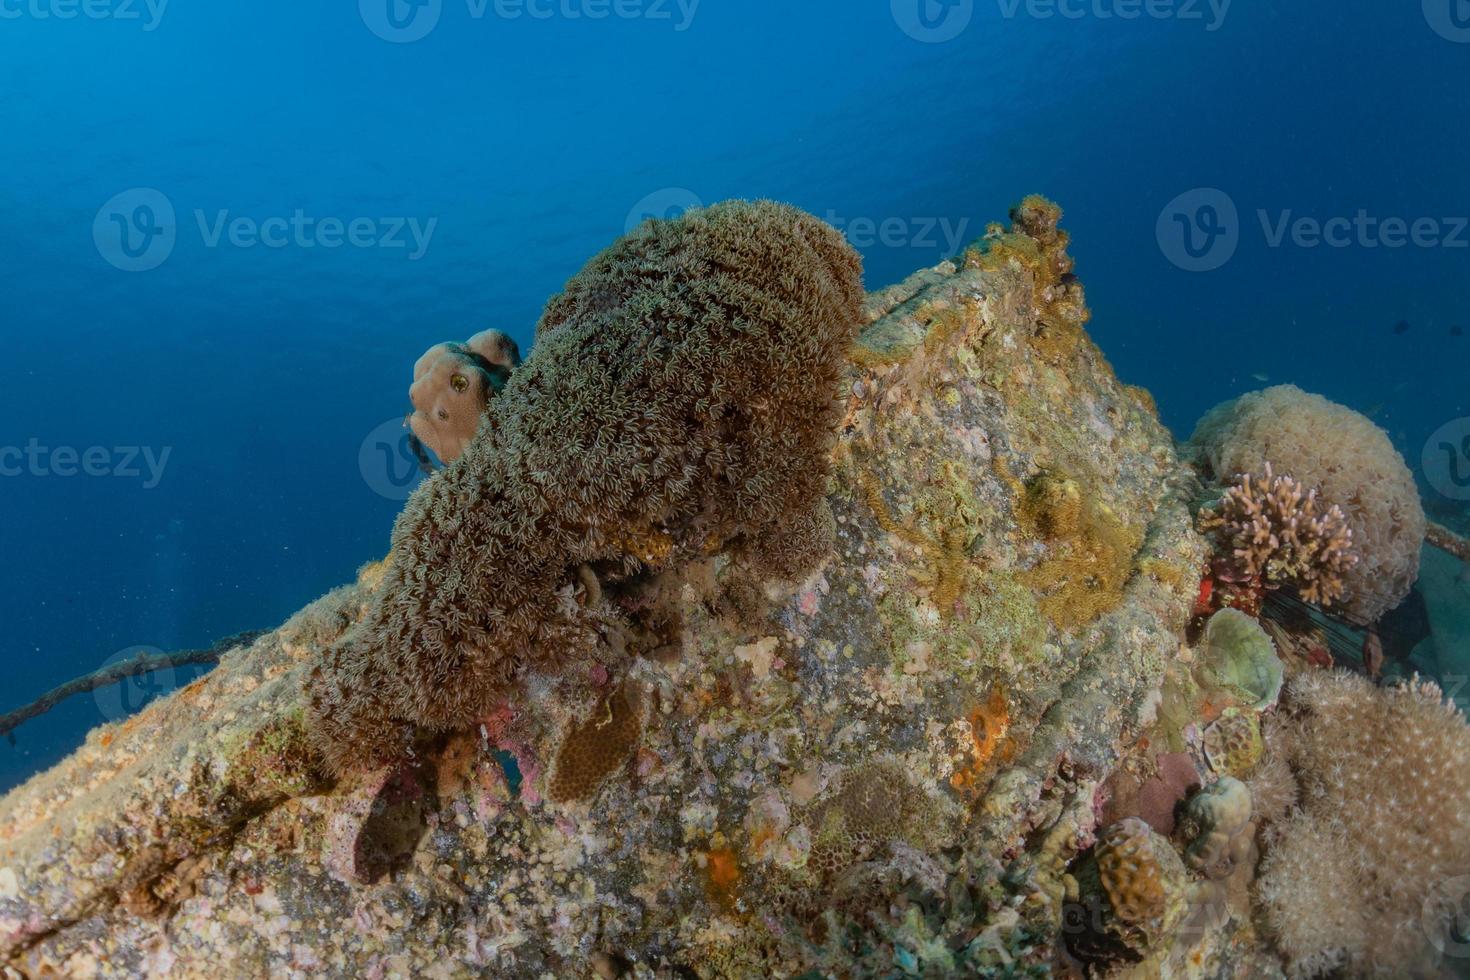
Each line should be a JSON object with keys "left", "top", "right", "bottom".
{"left": 1393, "top": 319, "right": 1411, "bottom": 335}
{"left": 1251, "top": 372, "right": 1270, "bottom": 383}
{"left": 1452, "top": 325, "right": 1465, "bottom": 337}
{"left": 1364, "top": 402, "right": 1385, "bottom": 418}
{"left": 1363, "top": 629, "right": 1384, "bottom": 680}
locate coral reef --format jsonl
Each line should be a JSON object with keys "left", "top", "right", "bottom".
{"left": 1197, "top": 465, "right": 1358, "bottom": 609}
{"left": 1255, "top": 671, "right": 1470, "bottom": 976}
{"left": 407, "top": 328, "right": 521, "bottom": 465}
{"left": 1189, "top": 385, "right": 1426, "bottom": 624}
{"left": 0, "top": 198, "right": 1313, "bottom": 979}
{"left": 306, "top": 200, "right": 866, "bottom": 772}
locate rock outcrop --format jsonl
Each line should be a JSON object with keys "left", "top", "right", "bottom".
{"left": 0, "top": 201, "right": 1275, "bottom": 978}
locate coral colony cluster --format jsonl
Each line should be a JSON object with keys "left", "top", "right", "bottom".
{"left": 1190, "top": 384, "right": 1427, "bottom": 625}
{"left": 5, "top": 198, "right": 1469, "bottom": 980}
{"left": 1197, "top": 464, "right": 1358, "bottom": 609}
{"left": 1257, "top": 671, "right": 1470, "bottom": 976}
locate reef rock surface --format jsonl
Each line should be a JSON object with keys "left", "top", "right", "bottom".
{"left": 0, "top": 206, "right": 1265, "bottom": 978}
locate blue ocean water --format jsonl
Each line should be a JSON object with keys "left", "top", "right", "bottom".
{"left": 0, "top": 0, "right": 1465, "bottom": 791}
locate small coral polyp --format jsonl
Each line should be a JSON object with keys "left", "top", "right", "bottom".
{"left": 304, "top": 200, "right": 866, "bottom": 774}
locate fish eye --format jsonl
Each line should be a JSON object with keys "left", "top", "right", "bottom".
{"left": 451, "top": 374, "right": 470, "bottom": 393}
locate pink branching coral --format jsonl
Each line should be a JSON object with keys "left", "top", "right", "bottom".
{"left": 1255, "top": 671, "right": 1470, "bottom": 976}
{"left": 1198, "top": 464, "right": 1359, "bottom": 609}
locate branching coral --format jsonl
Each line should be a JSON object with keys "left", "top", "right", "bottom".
{"left": 305, "top": 201, "right": 865, "bottom": 773}
{"left": 1255, "top": 671, "right": 1470, "bottom": 976}
{"left": 1190, "top": 385, "right": 1426, "bottom": 624}
{"left": 1198, "top": 464, "right": 1359, "bottom": 609}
